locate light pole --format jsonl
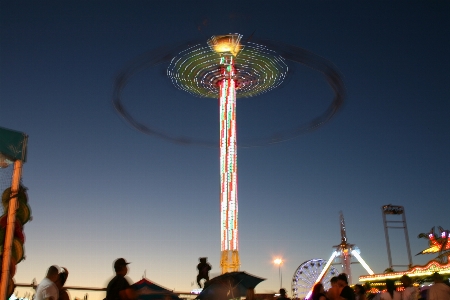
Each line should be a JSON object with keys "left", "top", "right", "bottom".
{"left": 274, "top": 258, "right": 283, "bottom": 289}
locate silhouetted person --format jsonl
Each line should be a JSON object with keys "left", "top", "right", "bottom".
{"left": 354, "top": 284, "right": 365, "bottom": 300}
{"left": 400, "top": 275, "right": 418, "bottom": 300}
{"left": 196, "top": 257, "right": 211, "bottom": 288}
{"left": 379, "top": 279, "right": 401, "bottom": 300}
{"left": 327, "top": 277, "right": 340, "bottom": 300}
{"left": 337, "top": 273, "right": 354, "bottom": 300}
{"left": 35, "top": 266, "right": 59, "bottom": 300}
{"left": 428, "top": 272, "right": 450, "bottom": 300}
{"left": 55, "top": 267, "right": 70, "bottom": 300}
{"left": 312, "top": 283, "right": 328, "bottom": 300}
{"left": 106, "top": 258, "right": 136, "bottom": 300}
{"left": 277, "top": 288, "right": 290, "bottom": 300}
{"left": 329, "top": 277, "right": 338, "bottom": 288}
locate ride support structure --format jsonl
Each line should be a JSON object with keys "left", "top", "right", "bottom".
{"left": 304, "top": 212, "right": 374, "bottom": 299}
{"left": 381, "top": 204, "right": 413, "bottom": 270}
{"left": 208, "top": 35, "right": 241, "bottom": 273}
{"left": 115, "top": 31, "right": 346, "bottom": 275}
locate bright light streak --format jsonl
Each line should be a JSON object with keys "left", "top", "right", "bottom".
{"left": 305, "top": 291, "right": 312, "bottom": 300}
{"left": 274, "top": 258, "right": 282, "bottom": 265}
{"left": 306, "top": 251, "right": 337, "bottom": 299}
{"left": 351, "top": 250, "right": 374, "bottom": 275}
{"left": 316, "top": 251, "right": 338, "bottom": 284}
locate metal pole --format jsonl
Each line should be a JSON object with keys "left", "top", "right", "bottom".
{"left": 402, "top": 210, "right": 413, "bottom": 267}
{"left": 281, "top": 266, "right": 282, "bottom": 289}
{"left": 382, "top": 207, "right": 393, "bottom": 269}
{"left": 0, "top": 159, "right": 23, "bottom": 300}
{"left": 279, "top": 264, "right": 282, "bottom": 289}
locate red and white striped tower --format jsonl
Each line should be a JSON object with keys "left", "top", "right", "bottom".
{"left": 208, "top": 34, "right": 242, "bottom": 273}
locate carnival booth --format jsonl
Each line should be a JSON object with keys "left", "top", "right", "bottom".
{"left": 132, "top": 278, "right": 181, "bottom": 300}
{"left": 359, "top": 226, "right": 450, "bottom": 291}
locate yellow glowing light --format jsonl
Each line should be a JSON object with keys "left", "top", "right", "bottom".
{"left": 274, "top": 258, "right": 282, "bottom": 265}
{"left": 208, "top": 34, "right": 242, "bottom": 57}
{"left": 351, "top": 250, "right": 375, "bottom": 275}
{"left": 306, "top": 251, "right": 338, "bottom": 300}
{"left": 359, "top": 260, "right": 450, "bottom": 282}
{"left": 422, "top": 245, "right": 441, "bottom": 253}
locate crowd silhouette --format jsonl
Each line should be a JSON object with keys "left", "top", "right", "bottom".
{"left": 28, "top": 264, "right": 450, "bottom": 300}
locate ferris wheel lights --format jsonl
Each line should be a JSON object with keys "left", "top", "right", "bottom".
{"left": 316, "top": 251, "right": 338, "bottom": 283}
{"left": 295, "top": 256, "right": 339, "bottom": 300}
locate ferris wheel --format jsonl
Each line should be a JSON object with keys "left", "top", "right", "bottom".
{"left": 292, "top": 258, "right": 338, "bottom": 300}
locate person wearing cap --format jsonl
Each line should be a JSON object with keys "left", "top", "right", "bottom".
{"left": 35, "top": 266, "right": 59, "bottom": 300}
{"left": 106, "top": 258, "right": 136, "bottom": 300}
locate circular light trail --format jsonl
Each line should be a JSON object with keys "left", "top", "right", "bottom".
{"left": 113, "top": 34, "right": 346, "bottom": 274}
{"left": 112, "top": 37, "right": 345, "bottom": 147}
{"left": 167, "top": 41, "right": 288, "bottom": 98}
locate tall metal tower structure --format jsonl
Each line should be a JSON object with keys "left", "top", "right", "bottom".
{"left": 381, "top": 204, "right": 413, "bottom": 270}
{"left": 113, "top": 32, "right": 346, "bottom": 275}
{"left": 332, "top": 212, "right": 374, "bottom": 284}
{"left": 305, "top": 212, "right": 373, "bottom": 298}
{"left": 333, "top": 211, "right": 354, "bottom": 282}
{"left": 208, "top": 34, "right": 241, "bottom": 273}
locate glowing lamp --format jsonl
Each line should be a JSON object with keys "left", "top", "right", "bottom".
{"left": 208, "top": 34, "right": 242, "bottom": 56}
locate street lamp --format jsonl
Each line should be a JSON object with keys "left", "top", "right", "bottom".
{"left": 274, "top": 258, "right": 283, "bottom": 289}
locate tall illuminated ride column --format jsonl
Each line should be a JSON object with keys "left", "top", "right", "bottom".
{"left": 208, "top": 34, "right": 242, "bottom": 273}
{"left": 115, "top": 29, "right": 345, "bottom": 279}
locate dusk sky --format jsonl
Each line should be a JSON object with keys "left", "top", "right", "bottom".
{"left": 1, "top": 1, "right": 449, "bottom": 299}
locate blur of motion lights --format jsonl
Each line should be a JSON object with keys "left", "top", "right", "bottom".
{"left": 200, "top": 34, "right": 243, "bottom": 272}
{"left": 113, "top": 35, "right": 345, "bottom": 147}
{"left": 112, "top": 32, "right": 346, "bottom": 274}
{"left": 167, "top": 37, "right": 287, "bottom": 99}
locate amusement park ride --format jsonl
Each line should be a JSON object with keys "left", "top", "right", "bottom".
{"left": 290, "top": 206, "right": 450, "bottom": 299}
{"left": 357, "top": 205, "right": 450, "bottom": 289}
{"left": 292, "top": 212, "right": 374, "bottom": 300}
{"left": 168, "top": 33, "right": 288, "bottom": 273}
{"left": 114, "top": 33, "right": 345, "bottom": 274}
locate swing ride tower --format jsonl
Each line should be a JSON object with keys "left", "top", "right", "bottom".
{"left": 209, "top": 34, "right": 241, "bottom": 273}
{"left": 114, "top": 32, "right": 346, "bottom": 275}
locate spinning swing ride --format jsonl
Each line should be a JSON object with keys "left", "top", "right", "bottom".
{"left": 113, "top": 33, "right": 345, "bottom": 274}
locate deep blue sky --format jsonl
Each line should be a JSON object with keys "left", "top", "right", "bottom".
{"left": 1, "top": 1, "right": 449, "bottom": 298}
